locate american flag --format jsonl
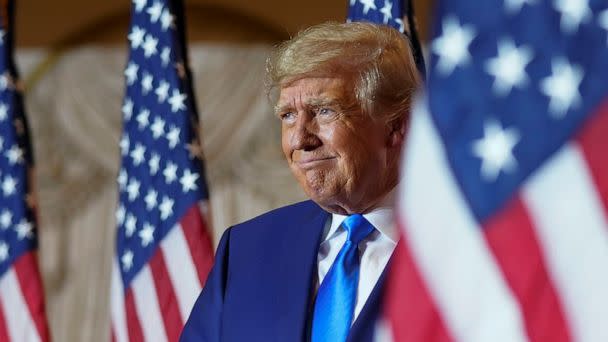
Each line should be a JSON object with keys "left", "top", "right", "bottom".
{"left": 382, "top": 0, "right": 608, "bottom": 341}
{"left": 110, "top": 0, "right": 214, "bottom": 341}
{"left": 347, "top": 0, "right": 426, "bottom": 80}
{"left": 0, "top": 2, "right": 50, "bottom": 341}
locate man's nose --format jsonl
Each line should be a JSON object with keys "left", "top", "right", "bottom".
{"left": 290, "top": 112, "right": 322, "bottom": 151}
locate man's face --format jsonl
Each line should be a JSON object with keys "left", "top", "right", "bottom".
{"left": 276, "top": 77, "right": 400, "bottom": 214}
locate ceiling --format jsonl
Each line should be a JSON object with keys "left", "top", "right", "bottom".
{"left": 15, "top": 0, "right": 435, "bottom": 47}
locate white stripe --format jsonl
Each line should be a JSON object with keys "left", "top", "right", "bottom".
{"left": 373, "top": 318, "right": 394, "bottom": 342}
{"left": 523, "top": 143, "right": 608, "bottom": 342}
{"left": 132, "top": 266, "right": 168, "bottom": 342}
{"left": 400, "top": 100, "right": 529, "bottom": 342}
{"left": 0, "top": 269, "right": 41, "bottom": 342}
{"left": 161, "top": 224, "right": 202, "bottom": 322}
{"left": 110, "top": 260, "right": 129, "bottom": 342}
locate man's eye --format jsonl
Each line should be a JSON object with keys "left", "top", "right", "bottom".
{"left": 317, "top": 108, "right": 335, "bottom": 116}
{"left": 279, "top": 112, "right": 296, "bottom": 122}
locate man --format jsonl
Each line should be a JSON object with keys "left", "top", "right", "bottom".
{"left": 181, "top": 22, "right": 420, "bottom": 342}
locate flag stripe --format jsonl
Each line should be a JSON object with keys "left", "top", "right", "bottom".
{"left": 180, "top": 203, "right": 214, "bottom": 285}
{"left": 576, "top": 100, "right": 608, "bottom": 219}
{"left": 483, "top": 197, "right": 571, "bottom": 342}
{"left": 161, "top": 222, "right": 202, "bottom": 322}
{"left": 111, "top": 261, "right": 129, "bottom": 342}
{"left": 384, "top": 232, "right": 453, "bottom": 342}
{"left": 132, "top": 266, "right": 169, "bottom": 342}
{"left": 523, "top": 143, "right": 608, "bottom": 342}
{"left": 0, "top": 297, "right": 10, "bottom": 342}
{"left": 401, "top": 103, "right": 528, "bottom": 342}
{"left": 0, "top": 268, "right": 41, "bottom": 342}
{"left": 125, "top": 288, "right": 145, "bottom": 342}
{"left": 13, "top": 253, "right": 49, "bottom": 342}
{"left": 149, "top": 249, "right": 183, "bottom": 342}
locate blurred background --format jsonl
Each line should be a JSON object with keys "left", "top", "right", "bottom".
{"left": 15, "top": 0, "right": 433, "bottom": 340}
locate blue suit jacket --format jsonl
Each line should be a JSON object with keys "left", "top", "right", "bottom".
{"left": 180, "top": 200, "right": 389, "bottom": 342}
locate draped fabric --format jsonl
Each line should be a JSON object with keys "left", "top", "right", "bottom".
{"left": 19, "top": 44, "right": 305, "bottom": 342}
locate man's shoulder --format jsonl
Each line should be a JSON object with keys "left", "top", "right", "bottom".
{"left": 232, "top": 200, "right": 324, "bottom": 232}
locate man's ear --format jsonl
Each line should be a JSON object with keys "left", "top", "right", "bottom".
{"left": 387, "top": 115, "right": 408, "bottom": 148}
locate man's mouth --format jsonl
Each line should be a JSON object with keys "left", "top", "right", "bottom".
{"left": 295, "top": 157, "right": 336, "bottom": 169}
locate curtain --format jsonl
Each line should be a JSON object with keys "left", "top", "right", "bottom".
{"left": 20, "top": 44, "right": 305, "bottom": 342}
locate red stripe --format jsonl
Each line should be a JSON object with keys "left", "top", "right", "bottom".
{"left": 483, "top": 197, "right": 571, "bottom": 342}
{"left": 110, "top": 328, "right": 116, "bottom": 342}
{"left": 125, "top": 288, "right": 144, "bottom": 342}
{"left": 13, "top": 252, "right": 50, "bottom": 342}
{"left": 576, "top": 98, "right": 608, "bottom": 219}
{"left": 0, "top": 297, "right": 11, "bottom": 342}
{"left": 180, "top": 204, "right": 214, "bottom": 285}
{"left": 385, "top": 219, "right": 453, "bottom": 342}
{"left": 149, "top": 249, "right": 183, "bottom": 342}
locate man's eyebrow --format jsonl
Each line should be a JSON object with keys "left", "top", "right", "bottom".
{"left": 274, "top": 97, "right": 341, "bottom": 115}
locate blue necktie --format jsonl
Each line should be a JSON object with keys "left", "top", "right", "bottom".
{"left": 311, "top": 214, "right": 375, "bottom": 342}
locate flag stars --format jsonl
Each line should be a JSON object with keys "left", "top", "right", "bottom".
{"left": 144, "top": 189, "right": 158, "bottom": 210}
{"left": 141, "top": 72, "right": 154, "bottom": 95}
{"left": 147, "top": 1, "right": 164, "bottom": 23}
{"left": 394, "top": 18, "right": 405, "bottom": 33}
{"left": 379, "top": 0, "right": 393, "bottom": 24}
{"left": 180, "top": 169, "right": 199, "bottom": 193}
{"left": 126, "top": 178, "right": 141, "bottom": 201}
{"left": 0, "top": 73, "right": 10, "bottom": 91}
{"left": 122, "top": 98, "right": 134, "bottom": 120}
{"left": 485, "top": 38, "right": 533, "bottom": 96}
{"left": 160, "top": 47, "right": 171, "bottom": 67}
{"left": 133, "top": 0, "right": 147, "bottom": 12}
{"left": 2, "top": 176, "right": 17, "bottom": 196}
{"left": 599, "top": 10, "right": 608, "bottom": 45}
{"left": 359, "top": 0, "right": 377, "bottom": 15}
{"left": 553, "top": 0, "right": 591, "bottom": 34}
{"left": 118, "top": 169, "right": 128, "bottom": 190}
{"left": 149, "top": 153, "right": 161, "bottom": 175}
{"left": 124, "top": 62, "right": 139, "bottom": 85}
{"left": 128, "top": 26, "right": 146, "bottom": 49}
{"left": 160, "top": 9, "right": 174, "bottom": 30}
{"left": 540, "top": 58, "right": 584, "bottom": 119}
{"left": 0, "top": 103, "right": 7, "bottom": 121}
{"left": 130, "top": 144, "right": 147, "bottom": 166}
{"left": 116, "top": 205, "right": 126, "bottom": 225}
{"left": 168, "top": 89, "right": 187, "bottom": 113}
{"left": 142, "top": 34, "right": 159, "bottom": 58}
{"left": 155, "top": 80, "right": 170, "bottom": 103}
{"left": 432, "top": 16, "right": 476, "bottom": 76}
{"left": 150, "top": 117, "right": 165, "bottom": 139}
{"left": 15, "top": 219, "right": 33, "bottom": 240}
{"left": 504, "top": 0, "right": 537, "bottom": 14}
{"left": 5, "top": 145, "right": 24, "bottom": 165}
{"left": 125, "top": 214, "right": 137, "bottom": 237}
{"left": 121, "top": 250, "right": 134, "bottom": 271}
{"left": 0, "top": 241, "right": 8, "bottom": 262}
{"left": 163, "top": 162, "right": 178, "bottom": 184}
{"left": 0, "top": 209, "right": 11, "bottom": 229}
{"left": 136, "top": 108, "right": 150, "bottom": 129}
{"left": 159, "top": 196, "right": 174, "bottom": 220}
{"left": 472, "top": 119, "right": 520, "bottom": 182}
{"left": 167, "top": 126, "right": 181, "bottom": 149}
{"left": 139, "top": 223, "right": 155, "bottom": 247}
{"left": 120, "top": 135, "right": 130, "bottom": 156}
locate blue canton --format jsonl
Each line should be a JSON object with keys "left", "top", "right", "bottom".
{"left": 116, "top": 0, "right": 209, "bottom": 289}
{"left": 0, "top": 7, "right": 38, "bottom": 277}
{"left": 428, "top": 0, "right": 608, "bottom": 221}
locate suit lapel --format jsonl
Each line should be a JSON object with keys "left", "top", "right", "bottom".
{"left": 275, "top": 203, "right": 329, "bottom": 342}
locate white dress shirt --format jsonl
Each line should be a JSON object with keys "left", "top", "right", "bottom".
{"left": 316, "top": 190, "right": 398, "bottom": 321}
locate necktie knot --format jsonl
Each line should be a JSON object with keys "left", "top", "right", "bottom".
{"left": 342, "top": 214, "right": 375, "bottom": 245}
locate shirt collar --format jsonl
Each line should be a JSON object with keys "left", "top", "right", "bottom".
{"left": 321, "top": 187, "right": 398, "bottom": 244}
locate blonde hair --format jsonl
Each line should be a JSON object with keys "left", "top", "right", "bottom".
{"left": 266, "top": 21, "right": 421, "bottom": 126}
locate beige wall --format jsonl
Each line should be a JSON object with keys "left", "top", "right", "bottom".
{"left": 16, "top": 0, "right": 433, "bottom": 47}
